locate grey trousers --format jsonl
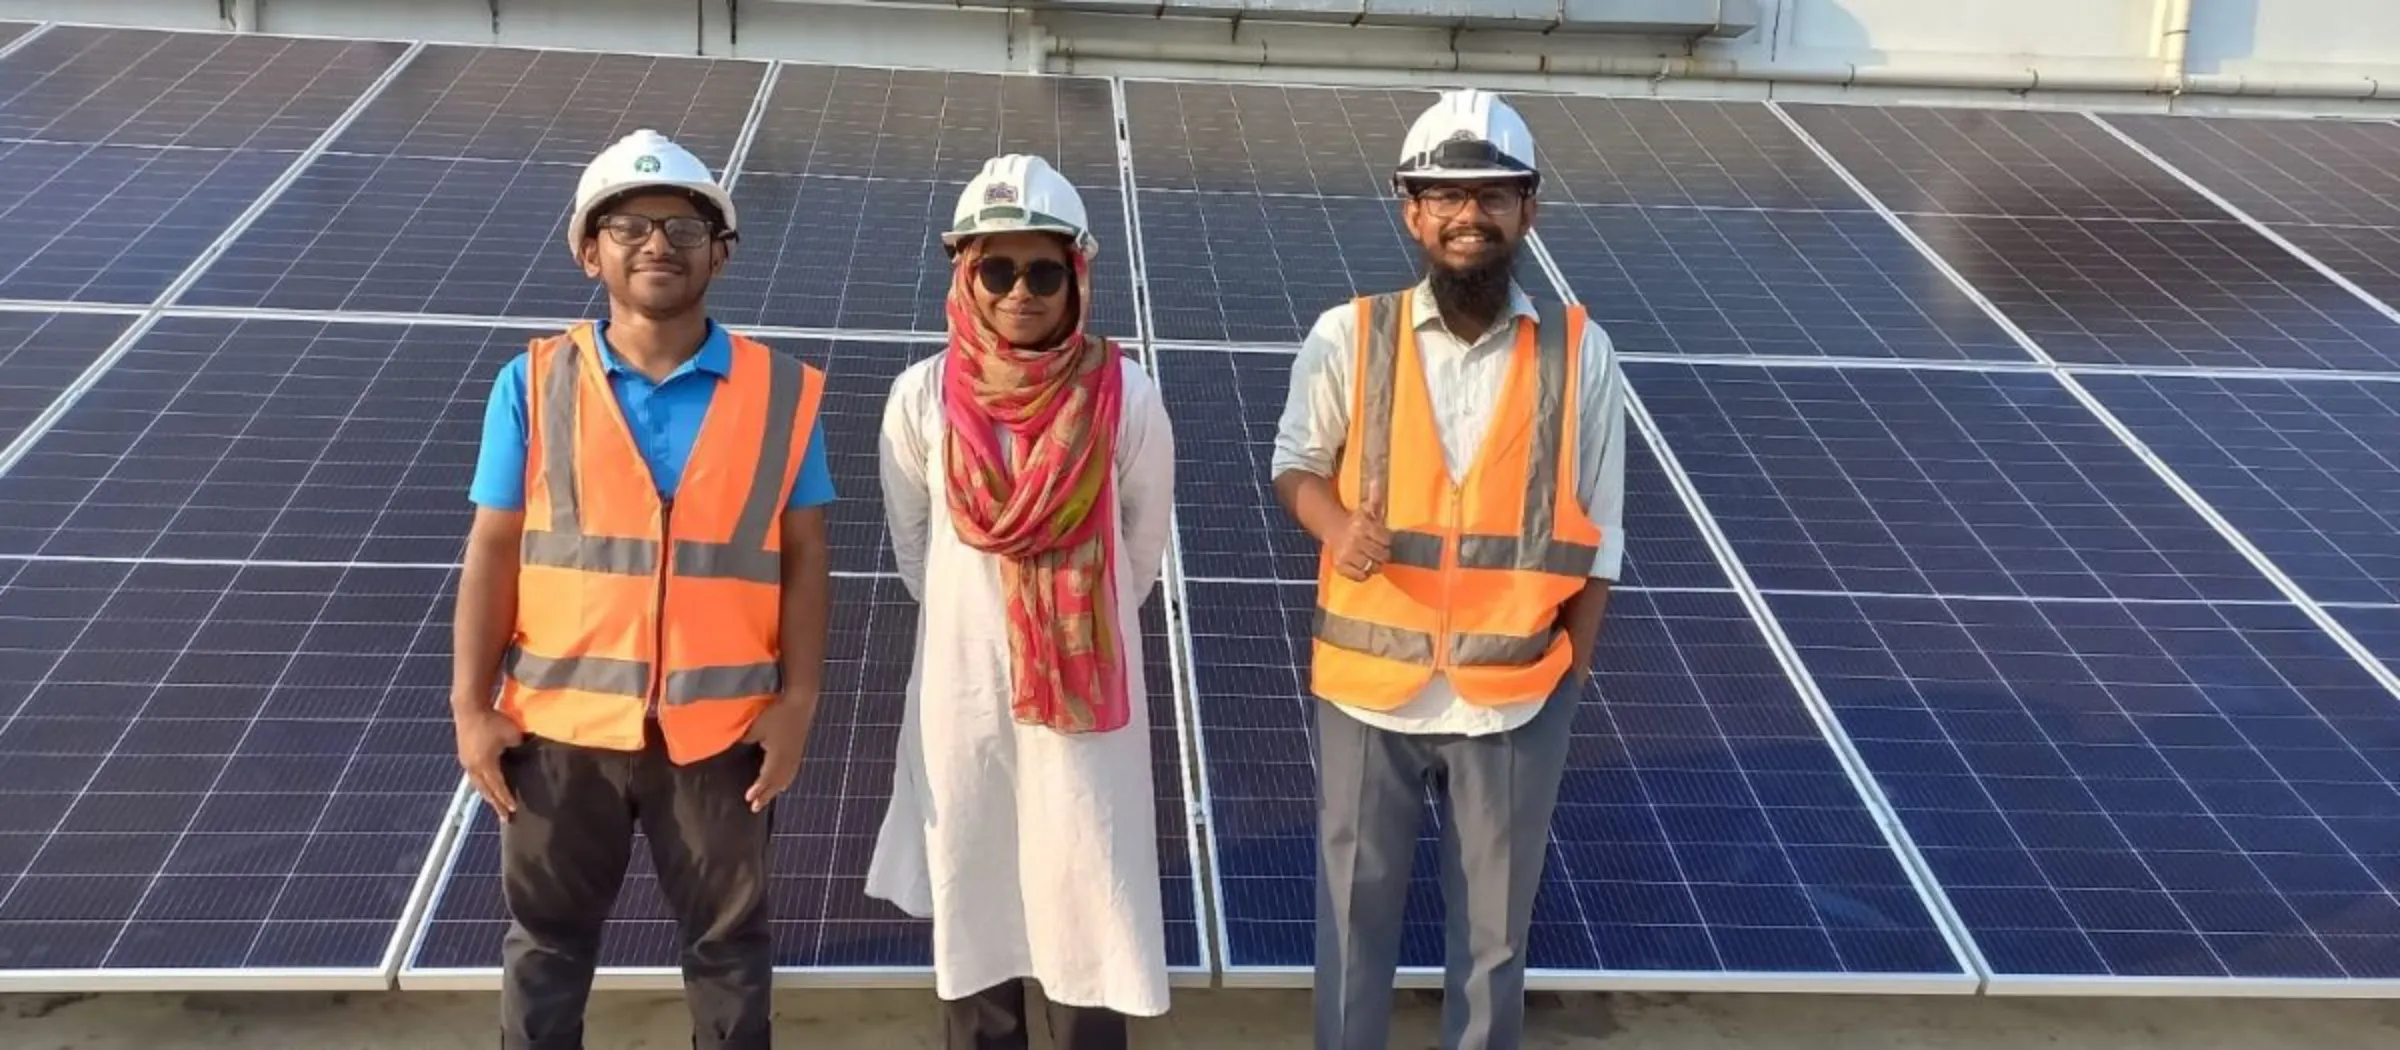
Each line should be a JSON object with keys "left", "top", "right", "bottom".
{"left": 1312, "top": 683, "right": 1576, "bottom": 1050}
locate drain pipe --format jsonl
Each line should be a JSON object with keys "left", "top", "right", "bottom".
{"left": 1040, "top": 34, "right": 2395, "bottom": 101}
{"left": 2156, "top": 0, "right": 2193, "bottom": 86}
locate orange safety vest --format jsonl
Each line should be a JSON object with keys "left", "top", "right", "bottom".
{"left": 496, "top": 321, "right": 826, "bottom": 764}
{"left": 1311, "top": 292, "right": 1602, "bottom": 710}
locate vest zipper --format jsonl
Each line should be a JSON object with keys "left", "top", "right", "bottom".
{"left": 650, "top": 496, "right": 671, "bottom": 717}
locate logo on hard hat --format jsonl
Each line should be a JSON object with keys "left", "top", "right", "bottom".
{"left": 1444, "top": 128, "right": 1478, "bottom": 143}
{"left": 983, "top": 181, "right": 1018, "bottom": 205}
{"left": 634, "top": 155, "right": 662, "bottom": 174}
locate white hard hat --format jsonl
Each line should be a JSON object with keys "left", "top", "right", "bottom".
{"left": 1392, "top": 89, "right": 1540, "bottom": 194}
{"left": 566, "top": 128, "right": 738, "bottom": 256}
{"left": 943, "top": 154, "right": 1099, "bottom": 260}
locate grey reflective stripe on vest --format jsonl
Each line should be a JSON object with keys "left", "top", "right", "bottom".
{"left": 506, "top": 647, "right": 649, "bottom": 698}
{"left": 522, "top": 337, "right": 804, "bottom": 586}
{"left": 673, "top": 350, "right": 805, "bottom": 584}
{"left": 505, "top": 647, "right": 780, "bottom": 705}
{"left": 1315, "top": 608, "right": 1556, "bottom": 668}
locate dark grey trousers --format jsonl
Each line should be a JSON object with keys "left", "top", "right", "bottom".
{"left": 1313, "top": 683, "right": 1576, "bottom": 1050}
{"left": 498, "top": 725, "right": 776, "bottom": 1050}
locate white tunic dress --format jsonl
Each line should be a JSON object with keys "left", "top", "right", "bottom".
{"left": 864, "top": 353, "right": 1177, "bottom": 1016}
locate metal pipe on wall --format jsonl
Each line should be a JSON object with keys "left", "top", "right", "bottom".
{"left": 2155, "top": 0, "right": 2192, "bottom": 83}
{"left": 1040, "top": 33, "right": 2395, "bottom": 101}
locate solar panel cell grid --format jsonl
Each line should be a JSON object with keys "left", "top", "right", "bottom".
{"left": 1154, "top": 346, "right": 1720, "bottom": 592}
{"left": 405, "top": 579, "right": 1204, "bottom": 975}
{"left": 0, "top": 310, "right": 134, "bottom": 445}
{"left": 0, "top": 140, "right": 307, "bottom": 305}
{"left": 0, "top": 557, "right": 458, "bottom": 973}
{"left": 0, "top": 318, "right": 923, "bottom": 576}
{"left": 328, "top": 44, "right": 763, "bottom": 166}
{"left": 1188, "top": 580, "right": 1964, "bottom": 979}
{"left": 2082, "top": 373, "right": 2400, "bottom": 607}
{"left": 0, "top": 27, "right": 405, "bottom": 149}
{"left": 1124, "top": 81, "right": 1428, "bottom": 197}
{"left": 1779, "top": 104, "right": 2224, "bottom": 222}
{"left": 1510, "top": 96, "right": 1868, "bottom": 211}
{"left": 2098, "top": 115, "right": 2400, "bottom": 229}
{"left": 2330, "top": 605, "right": 2400, "bottom": 679}
{"left": 1896, "top": 213, "right": 2400, "bottom": 372}
{"left": 741, "top": 65, "right": 1120, "bottom": 187}
{"left": 2269, "top": 225, "right": 2400, "bottom": 321}
{"left": 1630, "top": 362, "right": 2278, "bottom": 603}
{"left": 1773, "top": 591, "right": 2400, "bottom": 982}
{"left": 1537, "top": 205, "right": 2029, "bottom": 362}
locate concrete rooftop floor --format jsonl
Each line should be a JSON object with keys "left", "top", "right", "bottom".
{"left": 7, "top": 986, "right": 2398, "bottom": 1049}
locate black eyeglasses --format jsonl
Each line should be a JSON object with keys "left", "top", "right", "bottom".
{"left": 1413, "top": 185, "right": 1527, "bottom": 217}
{"left": 974, "top": 257, "right": 1071, "bottom": 298}
{"left": 597, "top": 214, "right": 720, "bottom": 249}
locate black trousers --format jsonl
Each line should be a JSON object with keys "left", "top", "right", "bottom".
{"left": 943, "top": 980, "right": 1129, "bottom": 1050}
{"left": 497, "top": 724, "right": 776, "bottom": 1050}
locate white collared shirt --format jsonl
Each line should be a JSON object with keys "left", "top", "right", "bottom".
{"left": 1272, "top": 279, "right": 1628, "bottom": 736}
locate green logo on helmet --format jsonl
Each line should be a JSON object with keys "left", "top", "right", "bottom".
{"left": 633, "top": 155, "right": 662, "bottom": 174}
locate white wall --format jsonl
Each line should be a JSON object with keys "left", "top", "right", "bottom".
{"left": 3, "top": 0, "right": 2396, "bottom": 115}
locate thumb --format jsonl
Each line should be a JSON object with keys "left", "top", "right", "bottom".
{"left": 1356, "top": 477, "right": 1385, "bottom": 522}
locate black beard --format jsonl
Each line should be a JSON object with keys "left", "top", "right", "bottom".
{"left": 1425, "top": 240, "right": 1515, "bottom": 335}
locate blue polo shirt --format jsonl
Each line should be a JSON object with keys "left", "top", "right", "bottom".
{"left": 468, "top": 320, "right": 836, "bottom": 513}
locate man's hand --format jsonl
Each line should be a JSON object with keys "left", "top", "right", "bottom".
{"left": 742, "top": 698, "right": 814, "bottom": 813}
{"left": 455, "top": 708, "right": 524, "bottom": 821}
{"left": 1328, "top": 480, "right": 1391, "bottom": 582}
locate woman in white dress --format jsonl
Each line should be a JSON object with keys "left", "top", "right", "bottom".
{"left": 866, "top": 153, "right": 1178, "bottom": 1050}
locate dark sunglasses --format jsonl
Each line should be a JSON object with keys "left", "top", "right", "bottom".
{"left": 974, "top": 257, "right": 1071, "bottom": 298}
{"left": 597, "top": 213, "right": 720, "bottom": 249}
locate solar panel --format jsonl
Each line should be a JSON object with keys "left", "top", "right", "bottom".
{"left": 1780, "top": 104, "right": 2400, "bottom": 371}
{"left": 1153, "top": 346, "right": 1719, "bottom": 591}
{"left": 1123, "top": 80, "right": 1429, "bottom": 197}
{"left": 2081, "top": 373, "right": 2400, "bottom": 606}
{"left": 0, "top": 318, "right": 923, "bottom": 578}
{"left": 400, "top": 580, "right": 1208, "bottom": 983}
{"left": 0, "top": 556, "right": 458, "bottom": 978}
{"left": 1509, "top": 97, "right": 1869, "bottom": 211}
{"left": 1182, "top": 579, "right": 1969, "bottom": 986}
{"left": 2097, "top": 115, "right": 2400, "bottom": 316}
{"left": 2096, "top": 115, "right": 2400, "bottom": 229}
{"left": 173, "top": 45, "right": 766, "bottom": 318}
{"left": 1777, "top": 105, "right": 2224, "bottom": 222}
{"left": 1894, "top": 213, "right": 2400, "bottom": 372}
{"left": 740, "top": 65, "right": 1121, "bottom": 188}
{"left": 0, "top": 310, "right": 134, "bottom": 445}
{"left": 1631, "top": 362, "right": 2277, "bottom": 603}
{"left": 2333, "top": 605, "right": 2400, "bottom": 677}
{"left": 1535, "top": 205, "right": 2030, "bottom": 362}
{"left": 0, "top": 26, "right": 406, "bottom": 149}
{"left": 324, "top": 44, "right": 763, "bottom": 166}
{"left": 0, "top": 140, "right": 315, "bottom": 305}
{"left": 1772, "top": 591, "right": 2400, "bottom": 986}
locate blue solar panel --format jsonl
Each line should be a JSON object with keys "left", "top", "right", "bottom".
{"left": 0, "top": 556, "right": 458, "bottom": 976}
{"left": 402, "top": 579, "right": 1206, "bottom": 980}
{"left": 0, "top": 26, "right": 405, "bottom": 150}
{"left": 1630, "top": 362, "right": 2278, "bottom": 603}
{"left": 1510, "top": 97, "right": 1868, "bottom": 211}
{"left": 1184, "top": 579, "right": 1967, "bottom": 985}
{"left": 0, "top": 318, "right": 917, "bottom": 577}
{"left": 0, "top": 310, "right": 134, "bottom": 446}
{"left": 1781, "top": 104, "right": 2400, "bottom": 372}
{"left": 1152, "top": 346, "right": 1720, "bottom": 591}
{"left": 2082, "top": 374, "right": 2400, "bottom": 606}
{"left": 2332, "top": 605, "right": 2400, "bottom": 678}
{"left": 1773, "top": 591, "right": 2400, "bottom": 985}
{"left": 1534, "top": 206, "right": 2030, "bottom": 362}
